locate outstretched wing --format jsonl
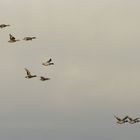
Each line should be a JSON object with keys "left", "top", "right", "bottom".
{"left": 128, "top": 116, "right": 133, "bottom": 121}
{"left": 40, "top": 76, "right": 50, "bottom": 80}
{"left": 122, "top": 116, "right": 128, "bottom": 121}
{"left": 47, "top": 58, "right": 52, "bottom": 63}
{"left": 9, "top": 34, "right": 15, "bottom": 40}
{"left": 134, "top": 118, "right": 139, "bottom": 121}
{"left": 24, "top": 68, "right": 31, "bottom": 76}
{"left": 114, "top": 115, "right": 121, "bottom": 121}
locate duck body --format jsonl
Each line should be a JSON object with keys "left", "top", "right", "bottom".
{"left": 42, "top": 63, "right": 49, "bottom": 66}
{"left": 40, "top": 76, "right": 50, "bottom": 81}
{"left": 42, "top": 63, "right": 54, "bottom": 66}
{"left": 116, "top": 120, "right": 128, "bottom": 124}
{"left": 25, "top": 75, "right": 37, "bottom": 79}
{"left": 23, "top": 37, "right": 36, "bottom": 41}
{"left": 42, "top": 62, "right": 54, "bottom": 66}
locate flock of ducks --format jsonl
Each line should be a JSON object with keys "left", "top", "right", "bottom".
{"left": 1, "top": 24, "right": 139, "bottom": 124}
{"left": 1, "top": 24, "right": 54, "bottom": 81}
{"left": 24, "top": 58, "right": 54, "bottom": 81}
{"left": 8, "top": 34, "right": 36, "bottom": 43}
{"left": 114, "top": 115, "right": 140, "bottom": 124}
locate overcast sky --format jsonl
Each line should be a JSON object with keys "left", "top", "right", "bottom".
{"left": 0, "top": 0, "right": 140, "bottom": 140}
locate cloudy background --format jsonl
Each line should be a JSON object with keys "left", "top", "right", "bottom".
{"left": 0, "top": 0, "right": 140, "bottom": 140}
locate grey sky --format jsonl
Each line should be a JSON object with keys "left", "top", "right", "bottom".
{"left": 0, "top": 0, "right": 140, "bottom": 140}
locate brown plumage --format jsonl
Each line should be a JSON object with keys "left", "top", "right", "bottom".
{"left": 114, "top": 115, "right": 128, "bottom": 124}
{"left": 8, "top": 34, "right": 20, "bottom": 43}
{"left": 42, "top": 58, "right": 54, "bottom": 66}
{"left": 39, "top": 76, "right": 50, "bottom": 81}
{"left": 127, "top": 116, "right": 140, "bottom": 124}
{"left": 0, "top": 24, "right": 10, "bottom": 28}
{"left": 23, "top": 37, "right": 36, "bottom": 41}
{"left": 24, "top": 68, "right": 37, "bottom": 79}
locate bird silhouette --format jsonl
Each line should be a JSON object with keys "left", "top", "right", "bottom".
{"left": 23, "top": 37, "right": 36, "bottom": 41}
{"left": 42, "top": 58, "right": 54, "bottom": 66}
{"left": 127, "top": 116, "right": 140, "bottom": 124}
{"left": 39, "top": 76, "right": 50, "bottom": 81}
{"left": 24, "top": 68, "right": 37, "bottom": 79}
{"left": 114, "top": 115, "right": 128, "bottom": 124}
{"left": 8, "top": 34, "right": 20, "bottom": 43}
{"left": 0, "top": 24, "right": 10, "bottom": 28}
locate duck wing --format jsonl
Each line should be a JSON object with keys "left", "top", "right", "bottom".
{"left": 47, "top": 58, "right": 52, "bottom": 63}
{"left": 114, "top": 115, "right": 121, "bottom": 121}
{"left": 9, "top": 34, "right": 15, "bottom": 40}
{"left": 134, "top": 118, "right": 139, "bottom": 121}
{"left": 122, "top": 116, "right": 128, "bottom": 121}
{"left": 24, "top": 68, "right": 31, "bottom": 76}
{"left": 128, "top": 116, "right": 133, "bottom": 121}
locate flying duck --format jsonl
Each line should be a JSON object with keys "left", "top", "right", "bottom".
{"left": 23, "top": 37, "right": 36, "bottom": 41}
{"left": 24, "top": 68, "right": 37, "bottom": 79}
{"left": 42, "top": 58, "right": 54, "bottom": 66}
{"left": 8, "top": 34, "right": 20, "bottom": 43}
{"left": 114, "top": 115, "right": 128, "bottom": 124}
{"left": 127, "top": 116, "right": 140, "bottom": 124}
{"left": 0, "top": 24, "right": 10, "bottom": 28}
{"left": 39, "top": 76, "right": 50, "bottom": 81}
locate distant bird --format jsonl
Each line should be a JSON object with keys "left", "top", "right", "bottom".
{"left": 23, "top": 37, "right": 36, "bottom": 41}
{"left": 114, "top": 115, "right": 128, "bottom": 124}
{"left": 8, "top": 34, "right": 20, "bottom": 43}
{"left": 39, "top": 76, "right": 50, "bottom": 81}
{"left": 24, "top": 68, "right": 37, "bottom": 79}
{"left": 42, "top": 58, "right": 54, "bottom": 66}
{"left": 0, "top": 24, "right": 10, "bottom": 28}
{"left": 127, "top": 116, "right": 140, "bottom": 124}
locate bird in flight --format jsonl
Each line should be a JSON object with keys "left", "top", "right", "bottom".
{"left": 39, "top": 76, "right": 50, "bottom": 81}
{"left": 23, "top": 37, "right": 36, "bottom": 41}
{"left": 127, "top": 116, "right": 140, "bottom": 124}
{"left": 42, "top": 58, "right": 54, "bottom": 66}
{"left": 24, "top": 68, "right": 37, "bottom": 79}
{"left": 8, "top": 34, "right": 20, "bottom": 43}
{"left": 0, "top": 24, "right": 10, "bottom": 28}
{"left": 114, "top": 115, "right": 128, "bottom": 124}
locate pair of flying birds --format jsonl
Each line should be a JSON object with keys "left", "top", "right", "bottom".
{"left": 114, "top": 115, "right": 139, "bottom": 124}
{"left": 25, "top": 58, "right": 54, "bottom": 81}
{"left": 0, "top": 24, "right": 36, "bottom": 42}
{"left": 8, "top": 34, "right": 36, "bottom": 43}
